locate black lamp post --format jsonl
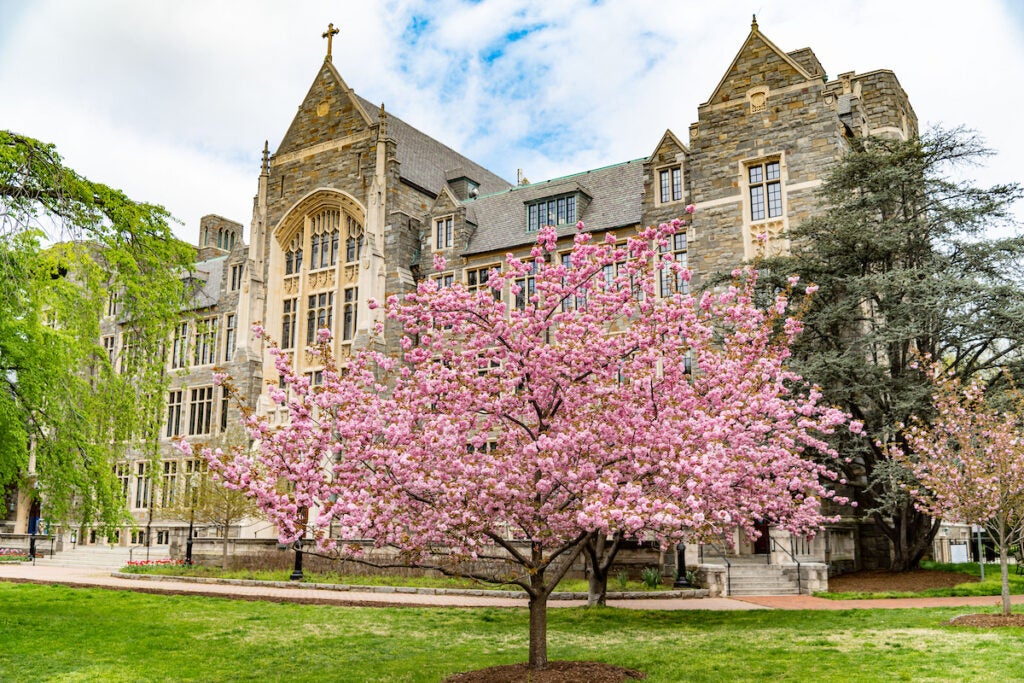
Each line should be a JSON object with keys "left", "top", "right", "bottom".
{"left": 289, "top": 507, "right": 308, "bottom": 581}
{"left": 185, "top": 508, "right": 195, "bottom": 566}
{"left": 673, "top": 542, "right": 690, "bottom": 587}
{"left": 290, "top": 537, "right": 304, "bottom": 581}
{"left": 184, "top": 471, "right": 196, "bottom": 566}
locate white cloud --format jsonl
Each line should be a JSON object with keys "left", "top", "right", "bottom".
{"left": 1, "top": 0, "right": 1021, "bottom": 242}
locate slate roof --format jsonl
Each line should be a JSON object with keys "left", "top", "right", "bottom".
{"left": 356, "top": 95, "right": 512, "bottom": 198}
{"left": 462, "top": 158, "right": 645, "bottom": 256}
{"left": 185, "top": 255, "right": 226, "bottom": 311}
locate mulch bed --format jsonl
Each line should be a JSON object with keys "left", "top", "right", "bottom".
{"left": 445, "top": 661, "right": 646, "bottom": 682}
{"left": 946, "top": 614, "right": 1024, "bottom": 627}
{"left": 828, "top": 569, "right": 972, "bottom": 593}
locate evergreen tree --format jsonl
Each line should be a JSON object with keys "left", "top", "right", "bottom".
{"left": 0, "top": 131, "right": 195, "bottom": 530}
{"left": 763, "top": 127, "right": 1024, "bottom": 571}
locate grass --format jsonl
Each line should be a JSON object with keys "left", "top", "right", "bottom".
{"left": 821, "top": 561, "right": 1024, "bottom": 600}
{"left": 0, "top": 582, "right": 1022, "bottom": 682}
{"left": 118, "top": 565, "right": 675, "bottom": 593}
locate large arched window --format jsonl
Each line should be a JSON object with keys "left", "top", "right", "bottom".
{"left": 272, "top": 191, "right": 365, "bottom": 372}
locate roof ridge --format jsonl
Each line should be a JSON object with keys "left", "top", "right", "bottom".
{"left": 471, "top": 157, "right": 646, "bottom": 201}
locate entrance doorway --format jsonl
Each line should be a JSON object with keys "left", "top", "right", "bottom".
{"left": 753, "top": 521, "right": 770, "bottom": 555}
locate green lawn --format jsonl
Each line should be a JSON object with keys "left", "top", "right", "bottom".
{"left": 1, "top": 583, "right": 1022, "bottom": 682}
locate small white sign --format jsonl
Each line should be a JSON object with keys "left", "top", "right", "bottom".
{"left": 950, "top": 543, "right": 970, "bottom": 564}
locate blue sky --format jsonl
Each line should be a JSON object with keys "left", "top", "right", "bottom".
{"left": 1, "top": 0, "right": 1022, "bottom": 243}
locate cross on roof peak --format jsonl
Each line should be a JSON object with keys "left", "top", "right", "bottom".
{"left": 322, "top": 23, "right": 340, "bottom": 61}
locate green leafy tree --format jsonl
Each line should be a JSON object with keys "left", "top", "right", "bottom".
{"left": 761, "top": 127, "right": 1024, "bottom": 571}
{"left": 0, "top": 130, "right": 195, "bottom": 530}
{"left": 163, "top": 427, "right": 263, "bottom": 570}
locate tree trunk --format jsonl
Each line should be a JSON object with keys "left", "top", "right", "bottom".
{"left": 222, "top": 515, "right": 230, "bottom": 571}
{"left": 585, "top": 532, "right": 622, "bottom": 606}
{"left": 587, "top": 571, "right": 607, "bottom": 607}
{"left": 998, "top": 517, "right": 1011, "bottom": 617}
{"left": 527, "top": 591, "right": 549, "bottom": 669}
{"left": 875, "top": 507, "right": 940, "bottom": 572}
{"left": 586, "top": 535, "right": 608, "bottom": 607}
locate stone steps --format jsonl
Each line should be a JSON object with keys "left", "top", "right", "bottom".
{"left": 724, "top": 561, "right": 803, "bottom": 596}
{"left": 33, "top": 545, "right": 170, "bottom": 570}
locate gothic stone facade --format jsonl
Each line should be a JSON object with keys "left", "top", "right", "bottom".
{"left": 9, "top": 22, "right": 915, "bottom": 569}
{"left": 229, "top": 20, "right": 916, "bottom": 569}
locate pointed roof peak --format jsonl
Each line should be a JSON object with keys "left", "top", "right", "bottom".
{"left": 701, "top": 19, "right": 815, "bottom": 107}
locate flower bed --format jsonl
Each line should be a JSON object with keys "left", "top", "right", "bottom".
{"left": 0, "top": 548, "right": 30, "bottom": 562}
{"left": 124, "top": 559, "right": 187, "bottom": 567}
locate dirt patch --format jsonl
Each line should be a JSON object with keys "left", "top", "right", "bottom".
{"left": 444, "top": 661, "right": 646, "bottom": 682}
{"left": 828, "top": 569, "right": 971, "bottom": 593}
{"left": 946, "top": 613, "right": 1024, "bottom": 628}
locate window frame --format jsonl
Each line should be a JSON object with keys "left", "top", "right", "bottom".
{"left": 342, "top": 287, "right": 358, "bottom": 342}
{"left": 224, "top": 314, "right": 236, "bottom": 363}
{"left": 230, "top": 263, "right": 245, "bottom": 291}
{"left": 466, "top": 263, "right": 501, "bottom": 300}
{"left": 527, "top": 194, "right": 577, "bottom": 232}
{"left": 747, "top": 158, "right": 783, "bottom": 222}
{"left": 188, "top": 386, "right": 214, "bottom": 436}
{"left": 166, "top": 389, "right": 184, "bottom": 437}
{"left": 657, "top": 165, "right": 684, "bottom": 205}
{"left": 659, "top": 231, "right": 689, "bottom": 297}
{"left": 134, "top": 461, "right": 151, "bottom": 509}
{"left": 192, "top": 317, "right": 218, "bottom": 367}
{"left": 307, "top": 291, "right": 335, "bottom": 345}
{"left": 435, "top": 215, "right": 454, "bottom": 250}
{"left": 282, "top": 298, "right": 297, "bottom": 350}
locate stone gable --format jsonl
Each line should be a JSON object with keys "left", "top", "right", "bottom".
{"left": 705, "top": 32, "right": 814, "bottom": 107}
{"left": 276, "top": 61, "right": 373, "bottom": 157}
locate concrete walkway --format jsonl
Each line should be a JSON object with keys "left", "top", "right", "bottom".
{"left": 3, "top": 562, "right": 1022, "bottom": 612}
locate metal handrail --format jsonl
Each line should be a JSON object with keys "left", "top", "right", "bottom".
{"left": 769, "top": 529, "right": 802, "bottom": 595}
{"left": 699, "top": 539, "right": 732, "bottom": 596}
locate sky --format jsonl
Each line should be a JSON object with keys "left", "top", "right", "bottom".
{"left": 1, "top": 0, "right": 1022, "bottom": 244}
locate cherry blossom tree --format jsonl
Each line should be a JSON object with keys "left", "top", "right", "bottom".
{"left": 892, "top": 367, "right": 1024, "bottom": 616}
{"left": 202, "top": 219, "right": 853, "bottom": 669}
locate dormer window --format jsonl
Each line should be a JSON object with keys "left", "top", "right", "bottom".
{"left": 527, "top": 194, "right": 577, "bottom": 232}
{"left": 658, "top": 166, "right": 683, "bottom": 204}
{"left": 435, "top": 215, "right": 454, "bottom": 249}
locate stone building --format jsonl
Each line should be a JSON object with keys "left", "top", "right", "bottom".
{"left": 6, "top": 19, "right": 916, "bottom": 587}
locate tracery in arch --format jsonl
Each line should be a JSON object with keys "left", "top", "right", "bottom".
{"left": 284, "top": 233, "right": 303, "bottom": 275}
{"left": 345, "top": 215, "right": 364, "bottom": 263}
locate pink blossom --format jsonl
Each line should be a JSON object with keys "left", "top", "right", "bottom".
{"left": 685, "top": 204, "right": 696, "bottom": 215}
{"left": 211, "top": 220, "right": 851, "bottom": 667}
